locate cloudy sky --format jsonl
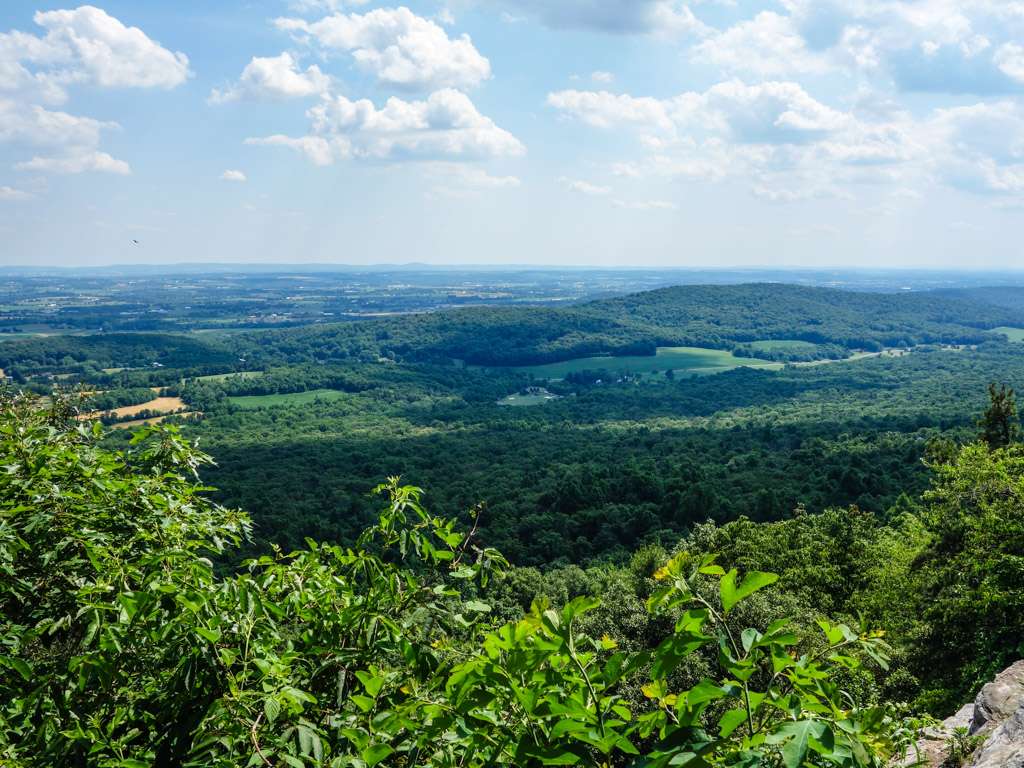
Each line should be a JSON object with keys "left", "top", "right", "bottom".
{"left": 2, "top": 1, "right": 1024, "bottom": 268}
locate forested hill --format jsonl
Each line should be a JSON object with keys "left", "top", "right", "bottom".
{"left": 3, "top": 283, "right": 1022, "bottom": 379}
{"left": 226, "top": 283, "right": 1024, "bottom": 368}
{"left": 930, "top": 285, "right": 1024, "bottom": 310}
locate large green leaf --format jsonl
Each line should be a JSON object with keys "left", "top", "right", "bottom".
{"left": 719, "top": 569, "right": 779, "bottom": 614}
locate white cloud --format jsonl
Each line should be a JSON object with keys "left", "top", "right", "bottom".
{"left": 248, "top": 88, "right": 524, "bottom": 164}
{"left": 547, "top": 90, "right": 679, "bottom": 132}
{"left": 928, "top": 101, "right": 1024, "bottom": 195}
{"left": 276, "top": 7, "right": 491, "bottom": 91}
{"left": 591, "top": 70, "right": 615, "bottom": 83}
{"left": 551, "top": 71, "right": 1024, "bottom": 203}
{"left": 16, "top": 151, "right": 131, "bottom": 175}
{"left": 245, "top": 134, "right": 352, "bottom": 166}
{"left": 682, "top": 2, "right": 1024, "bottom": 94}
{"left": 210, "top": 53, "right": 329, "bottom": 103}
{"left": 0, "top": 99, "right": 117, "bottom": 147}
{"left": 221, "top": 169, "right": 248, "bottom": 182}
{"left": 559, "top": 176, "right": 612, "bottom": 195}
{"left": 0, "top": 7, "right": 187, "bottom": 178}
{"left": 549, "top": 80, "right": 847, "bottom": 145}
{"left": 491, "top": 1, "right": 709, "bottom": 37}
{"left": 0, "top": 186, "right": 33, "bottom": 201}
{"left": 613, "top": 198, "right": 678, "bottom": 210}
{"left": 693, "top": 12, "right": 831, "bottom": 77}
{"left": 29, "top": 6, "right": 190, "bottom": 93}
{"left": 424, "top": 163, "right": 521, "bottom": 198}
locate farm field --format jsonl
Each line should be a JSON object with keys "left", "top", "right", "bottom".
{"left": 80, "top": 396, "right": 186, "bottom": 420}
{"left": 228, "top": 389, "right": 351, "bottom": 410}
{"left": 109, "top": 412, "right": 201, "bottom": 429}
{"left": 746, "top": 339, "right": 820, "bottom": 352}
{"left": 994, "top": 326, "right": 1024, "bottom": 342}
{"left": 497, "top": 391, "right": 562, "bottom": 407}
{"left": 507, "top": 346, "right": 782, "bottom": 379}
{"left": 196, "top": 371, "right": 265, "bottom": 383}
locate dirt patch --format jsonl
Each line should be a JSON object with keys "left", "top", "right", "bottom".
{"left": 110, "top": 411, "right": 201, "bottom": 430}
{"left": 80, "top": 396, "right": 186, "bottom": 421}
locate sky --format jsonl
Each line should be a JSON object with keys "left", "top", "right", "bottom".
{"left": 1, "top": 1, "right": 1024, "bottom": 268}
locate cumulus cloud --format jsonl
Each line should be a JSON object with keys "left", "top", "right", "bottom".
{"left": 700, "top": 0, "right": 1024, "bottom": 94}
{"left": 559, "top": 177, "right": 612, "bottom": 195}
{"left": 275, "top": 7, "right": 491, "bottom": 91}
{"left": 490, "top": 0, "right": 709, "bottom": 36}
{"left": 247, "top": 88, "right": 524, "bottom": 164}
{"left": 0, "top": 5, "right": 189, "bottom": 105}
{"left": 16, "top": 151, "right": 131, "bottom": 175}
{"left": 549, "top": 80, "right": 847, "bottom": 145}
{"left": 0, "top": 7, "right": 188, "bottom": 177}
{"left": 221, "top": 169, "right": 248, "bottom": 182}
{"left": 550, "top": 69, "right": 1024, "bottom": 202}
{"left": 693, "top": 12, "right": 831, "bottom": 77}
{"left": 591, "top": 70, "right": 615, "bottom": 83}
{"left": 245, "top": 134, "right": 352, "bottom": 167}
{"left": 210, "top": 53, "right": 329, "bottom": 103}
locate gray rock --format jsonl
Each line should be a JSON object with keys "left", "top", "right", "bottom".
{"left": 895, "top": 704, "right": 974, "bottom": 767}
{"left": 969, "top": 703, "right": 1024, "bottom": 767}
{"left": 971, "top": 660, "right": 1024, "bottom": 735}
{"left": 893, "top": 662, "right": 1024, "bottom": 768}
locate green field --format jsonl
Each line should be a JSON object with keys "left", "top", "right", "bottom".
{"left": 747, "top": 339, "right": 820, "bottom": 352}
{"left": 196, "top": 371, "right": 264, "bottom": 383}
{"left": 228, "top": 389, "right": 350, "bottom": 409}
{"left": 497, "top": 392, "right": 562, "bottom": 407}
{"left": 508, "top": 346, "right": 782, "bottom": 379}
{"left": 994, "top": 327, "right": 1024, "bottom": 342}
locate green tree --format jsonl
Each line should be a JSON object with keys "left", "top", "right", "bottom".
{"left": 978, "top": 382, "right": 1020, "bottom": 449}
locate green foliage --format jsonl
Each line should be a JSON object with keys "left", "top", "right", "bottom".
{"left": 0, "top": 397, "right": 908, "bottom": 767}
{"left": 978, "top": 382, "right": 1020, "bottom": 449}
{"left": 911, "top": 442, "right": 1024, "bottom": 711}
{"left": 940, "top": 727, "right": 985, "bottom": 768}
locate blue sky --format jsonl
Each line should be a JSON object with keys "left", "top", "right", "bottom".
{"left": 2, "top": 0, "right": 1024, "bottom": 268}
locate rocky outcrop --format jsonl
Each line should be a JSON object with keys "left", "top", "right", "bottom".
{"left": 899, "top": 661, "right": 1024, "bottom": 767}
{"left": 969, "top": 705, "right": 1024, "bottom": 768}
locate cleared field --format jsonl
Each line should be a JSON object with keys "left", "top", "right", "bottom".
{"left": 195, "top": 371, "right": 264, "bottom": 382}
{"left": 747, "top": 340, "right": 820, "bottom": 352}
{"left": 80, "top": 396, "right": 186, "bottom": 420}
{"left": 110, "top": 412, "right": 201, "bottom": 430}
{"left": 508, "top": 346, "right": 781, "bottom": 380}
{"left": 228, "top": 389, "right": 350, "bottom": 410}
{"left": 498, "top": 393, "right": 561, "bottom": 407}
{"left": 994, "top": 327, "right": 1024, "bottom": 342}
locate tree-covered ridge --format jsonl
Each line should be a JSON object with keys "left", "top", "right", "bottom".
{"left": 226, "top": 284, "right": 1024, "bottom": 368}
{"left": 5, "top": 284, "right": 1023, "bottom": 381}
{"left": 1, "top": 397, "right": 913, "bottom": 767}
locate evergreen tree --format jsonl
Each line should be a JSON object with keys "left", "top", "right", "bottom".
{"left": 979, "top": 382, "right": 1020, "bottom": 449}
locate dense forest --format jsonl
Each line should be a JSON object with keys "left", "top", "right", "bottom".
{"left": 121, "top": 342, "right": 1020, "bottom": 565}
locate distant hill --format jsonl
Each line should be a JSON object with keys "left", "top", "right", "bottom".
{"left": 4, "top": 283, "right": 1022, "bottom": 376}
{"left": 931, "top": 286, "right": 1024, "bottom": 311}
{"left": 229, "top": 283, "right": 1024, "bottom": 368}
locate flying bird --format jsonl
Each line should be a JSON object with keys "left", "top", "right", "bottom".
{"left": 131, "top": 239, "right": 140, "bottom": 246}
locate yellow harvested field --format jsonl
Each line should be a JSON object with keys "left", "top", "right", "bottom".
{"left": 80, "top": 396, "right": 186, "bottom": 420}
{"left": 110, "top": 412, "right": 201, "bottom": 430}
